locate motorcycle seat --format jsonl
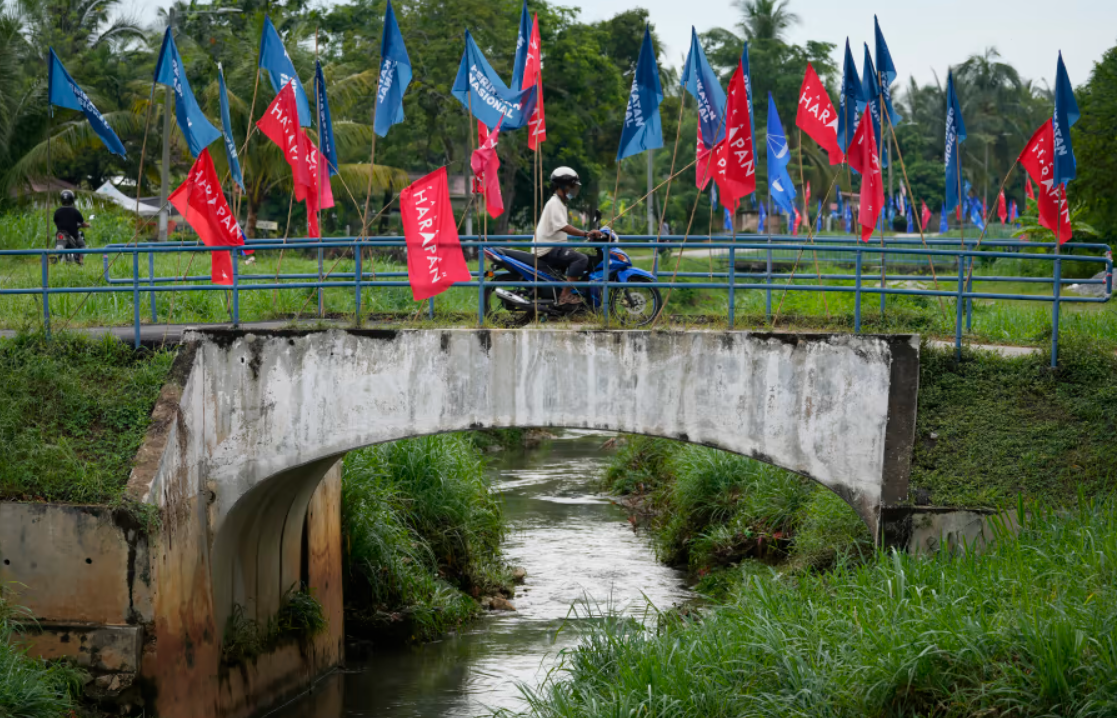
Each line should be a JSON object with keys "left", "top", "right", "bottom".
{"left": 496, "top": 248, "right": 564, "bottom": 278}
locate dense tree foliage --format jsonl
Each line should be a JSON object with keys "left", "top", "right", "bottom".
{"left": 0, "top": 0, "right": 1110, "bottom": 239}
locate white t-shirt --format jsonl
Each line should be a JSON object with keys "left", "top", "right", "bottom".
{"left": 534, "top": 194, "right": 569, "bottom": 256}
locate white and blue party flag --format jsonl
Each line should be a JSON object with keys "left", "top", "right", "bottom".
{"left": 681, "top": 27, "right": 727, "bottom": 148}
{"left": 48, "top": 48, "right": 126, "bottom": 156}
{"left": 1052, "top": 52, "right": 1080, "bottom": 187}
{"left": 616, "top": 26, "right": 663, "bottom": 161}
{"left": 765, "top": 92, "right": 797, "bottom": 216}
{"left": 154, "top": 28, "right": 221, "bottom": 158}
{"left": 873, "top": 16, "right": 902, "bottom": 127}
{"left": 259, "top": 15, "right": 311, "bottom": 126}
{"left": 217, "top": 65, "right": 243, "bottom": 190}
{"left": 723, "top": 206, "right": 733, "bottom": 232}
{"left": 375, "top": 0, "right": 412, "bottom": 137}
{"left": 968, "top": 196, "right": 985, "bottom": 231}
{"left": 944, "top": 71, "right": 967, "bottom": 215}
{"left": 861, "top": 43, "right": 887, "bottom": 168}
{"left": 315, "top": 61, "right": 338, "bottom": 176}
{"left": 511, "top": 0, "right": 531, "bottom": 91}
{"left": 837, "top": 39, "right": 862, "bottom": 154}
{"left": 453, "top": 30, "right": 537, "bottom": 131}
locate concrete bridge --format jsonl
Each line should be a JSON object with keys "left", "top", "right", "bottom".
{"left": 3, "top": 328, "right": 920, "bottom": 718}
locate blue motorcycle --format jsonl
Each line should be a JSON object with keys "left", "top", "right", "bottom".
{"left": 481, "top": 228, "right": 662, "bottom": 327}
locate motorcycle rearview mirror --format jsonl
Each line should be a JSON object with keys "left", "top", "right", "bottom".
{"left": 592, "top": 209, "right": 602, "bottom": 228}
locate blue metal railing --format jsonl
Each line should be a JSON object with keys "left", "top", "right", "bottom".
{"left": 1, "top": 234, "right": 1111, "bottom": 368}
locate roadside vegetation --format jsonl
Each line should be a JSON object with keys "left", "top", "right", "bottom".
{"left": 0, "top": 587, "right": 83, "bottom": 718}
{"left": 341, "top": 434, "right": 512, "bottom": 643}
{"left": 0, "top": 331, "right": 175, "bottom": 507}
{"left": 221, "top": 587, "right": 328, "bottom": 666}
{"left": 508, "top": 498, "right": 1117, "bottom": 718}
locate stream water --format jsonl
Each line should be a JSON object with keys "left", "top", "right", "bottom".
{"left": 270, "top": 430, "right": 690, "bottom": 718}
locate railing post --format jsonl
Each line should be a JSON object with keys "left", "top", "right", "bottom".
{"left": 477, "top": 247, "right": 486, "bottom": 326}
{"left": 765, "top": 238, "right": 772, "bottom": 321}
{"left": 879, "top": 245, "right": 886, "bottom": 315}
{"left": 354, "top": 243, "right": 363, "bottom": 327}
{"left": 41, "top": 253, "right": 50, "bottom": 340}
{"left": 428, "top": 297, "right": 434, "bottom": 320}
{"left": 854, "top": 249, "right": 862, "bottom": 333}
{"left": 148, "top": 252, "right": 157, "bottom": 322}
{"left": 955, "top": 253, "right": 965, "bottom": 362}
{"left": 232, "top": 250, "right": 240, "bottom": 328}
{"left": 601, "top": 236, "right": 610, "bottom": 327}
{"left": 317, "top": 245, "right": 324, "bottom": 318}
{"left": 728, "top": 240, "right": 736, "bottom": 329}
{"left": 132, "top": 251, "right": 141, "bottom": 349}
{"left": 1051, "top": 250, "right": 1061, "bottom": 369}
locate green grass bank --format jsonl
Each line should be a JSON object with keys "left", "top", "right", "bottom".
{"left": 0, "top": 589, "right": 84, "bottom": 718}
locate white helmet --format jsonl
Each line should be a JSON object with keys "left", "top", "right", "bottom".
{"left": 550, "top": 166, "right": 581, "bottom": 188}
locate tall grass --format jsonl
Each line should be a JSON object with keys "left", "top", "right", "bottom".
{"left": 509, "top": 499, "right": 1117, "bottom": 718}
{"left": 342, "top": 434, "right": 509, "bottom": 641}
{"left": 0, "top": 331, "right": 176, "bottom": 506}
{"left": 0, "top": 587, "right": 83, "bottom": 717}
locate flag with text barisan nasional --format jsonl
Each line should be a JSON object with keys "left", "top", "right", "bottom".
{"left": 218, "top": 67, "right": 244, "bottom": 191}
{"left": 521, "top": 13, "right": 546, "bottom": 150}
{"left": 836, "top": 39, "right": 863, "bottom": 155}
{"left": 169, "top": 149, "right": 245, "bottom": 285}
{"left": 259, "top": 15, "right": 311, "bottom": 127}
{"left": 796, "top": 62, "right": 844, "bottom": 165}
{"left": 47, "top": 48, "right": 126, "bottom": 156}
{"left": 713, "top": 60, "right": 756, "bottom": 211}
{"left": 681, "top": 25, "right": 727, "bottom": 190}
{"left": 375, "top": 0, "right": 412, "bottom": 138}
{"left": 1019, "top": 119, "right": 1072, "bottom": 243}
{"left": 453, "top": 31, "right": 537, "bottom": 131}
{"left": 472, "top": 118, "right": 505, "bottom": 218}
{"left": 401, "top": 167, "right": 473, "bottom": 301}
{"left": 848, "top": 109, "right": 884, "bottom": 242}
{"left": 1052, "top": 52, "right": 1080, "bottom": 189}
{"left": 154, "top": 27, "right": 222, "bottom": 158}
{"left": 616, "top": 26, "right": 663, "bottom": 161}
{"left": 943, "top": 70, "right": 967, "bottom": 216}
{"left": 256, "top": 80, "right": 333, "bottom": 238}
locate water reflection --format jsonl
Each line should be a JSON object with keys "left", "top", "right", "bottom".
{"left": 272, "top": 430, "right": 690, "bottom": 718}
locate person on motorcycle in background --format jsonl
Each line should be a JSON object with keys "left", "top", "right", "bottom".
{"left": 534, "top": 166, "right": 603, "bottom": 306}
{"left": 53, "top": 190, "right": 88, "bottom": 264}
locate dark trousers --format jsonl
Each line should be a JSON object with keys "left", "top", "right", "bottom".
{"left": 545, "top": 246, "right": 589, "bottom": 279}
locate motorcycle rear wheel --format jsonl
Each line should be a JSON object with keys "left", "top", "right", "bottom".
{"left": 483, "top": 272, "right": 534, "bottom": 327}
{"left": 609, "top": 276, "right": 662, "bottom": 327}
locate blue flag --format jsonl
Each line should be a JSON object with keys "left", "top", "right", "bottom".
{"left": 315, "top": 61, "right": 339, "bottom": 176}
{"left": 765, "top": 93, "right": 797, "bottom": 216}
{"left": 861, "top": 44, "right": 888, "bottom": 168}
{"left": 944, "top": 70, "right": 967, "bottom": 215}
{"left": 837, "top": 39, "right": 862, "bottom": 153}
{"left": 375, "top": 0, "right": 412, "bottom": 138}
{"left": 453, "top": 30, "right": 537, "bottom": 131}
{"left": 844, "top": 204, "right": 853, "bottom": 234}
{"left": 873, "top": 16, "right": 902, "bottom": 127}
{"left": 758, "top": 201, "right": 766, "bottom": 233}
{"left": 741, "top": 42, "right": 756, "bottom": 153}
{"left": 711, "top": 181, "right": 718, "bottom": 210}
{"left": 1053, "top": 52, "right": 1080, "bottom": 187}
{"left": 905, "top": 206, "right": 914, "bottom": 233}
{"left": 217, "top": 66, "right": 244, "bottom": 191}
{"left": 816, "top": 200, "right": 823, "bottom": 233}
{"left": 681, "top": 27, "right": 727, "bottom": 148}
{"left": 968, "top": 196, "right": 985, "bottom": 231}
{"left": 154, "top": 28, "right": 221, "bottom": 158}
{"left": 511, "top": 0, "right": 531, "bottom": 91}
{"left": 836, "top": 188, "right": 844, "bottom": 215}
{"left": 47, "top": 48, "right": 126, "bottom": 156}
{"left": 616, "top": 26, "right": 663, "bottom": 161}
{"left": 259, "top": 16, "right": 311, "bottom": 127}
{"left": 939, "top": 205, "right": 949, "bottom": 233}
{"left": 724, "top": 206, "right": 733, "bottom": 232}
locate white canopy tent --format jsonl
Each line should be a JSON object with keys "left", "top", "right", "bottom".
{"left": 94, "top": 181, "right": 161, "bottom": 216}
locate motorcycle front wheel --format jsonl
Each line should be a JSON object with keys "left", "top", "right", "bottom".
{"left": 609, "top": 276, "right": 662, "bottom": 328}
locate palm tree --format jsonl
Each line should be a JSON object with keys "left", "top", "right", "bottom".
{"left": 15, "top": 0, "right": 145, "bottom": 58}
{"left": 732, "top": 0, "right": 800, "bottom": 43}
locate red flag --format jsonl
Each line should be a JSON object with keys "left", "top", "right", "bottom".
{"left": 168, "top": 149, "right": 244, "bottom": 285}
{"left": 921, "top": 201, "right": 932, "bottom": 232}
{"left": 847, "top": 110, "right": 884, "bottom": 242}
{"left": 1025, "top": 176, "right": 1035, "bottom": 200}
{"left": 695, "top": 129, "right": 717, "bottom": 190}
{"left": 522, "top": 14, "right": 547, "bottom": 150}
{"left": 714, "top": 61, "right": 756, "bottom": 209}
{"left": 795, "top": 62, "right": 844, "bottom": 165}
{"left": 997, "top": 190, "right": 1007, "bottom": 224}
{"left": 1018, "top": 119, "right": 1072, "bottom": 244}
{"left": 792, "top": 207, "right": 801, "bottom": 235}
{"left": 400, "top": 167, "right": 473, "bottom": 301}
{"left": 256, "top": 81, "right": 310, "bottom": 193}
{"left": 471, "top": 119, "right": 505, "bottom": 218}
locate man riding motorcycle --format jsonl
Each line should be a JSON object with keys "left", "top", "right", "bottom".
{"left": 52, "top": 190, "right": 88, "bottom": 264}
{"left": 534, "top": 167, "right": 602, "bottom": 305}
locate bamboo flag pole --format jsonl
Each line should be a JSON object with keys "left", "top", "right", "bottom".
{"left": 876, "top": 79, "right": 888, "bottom": 316}
{"left": 652, "top": 97, "right": 687, "bottom": 276}
{"left": 964, "top": 160, "right": 1019, "bottom": 289}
